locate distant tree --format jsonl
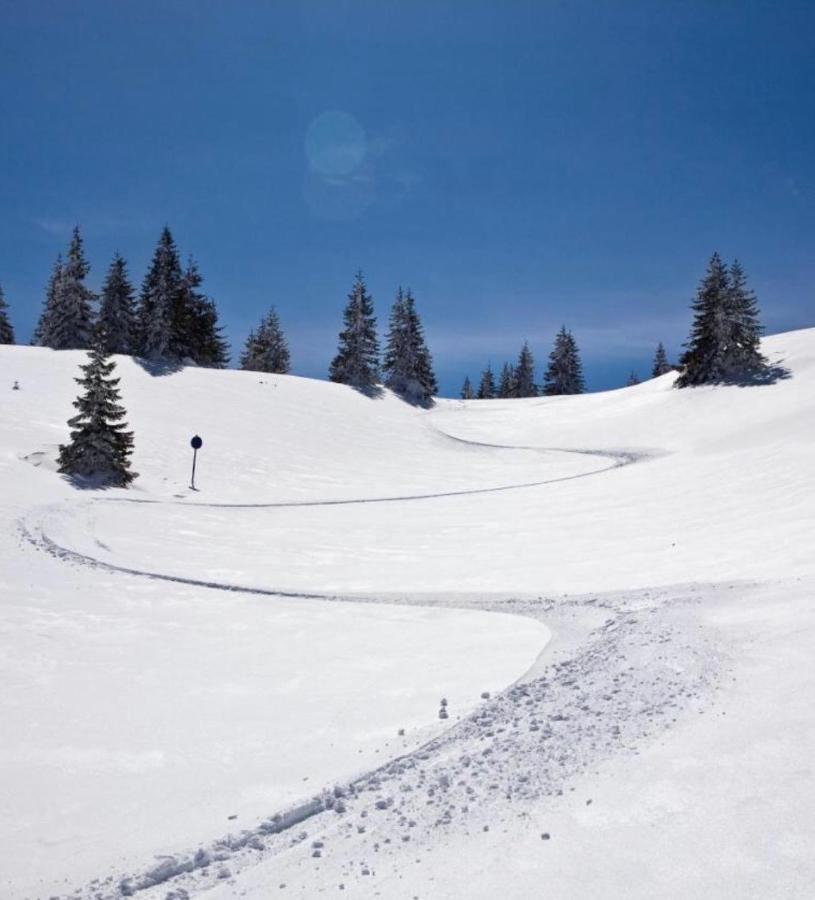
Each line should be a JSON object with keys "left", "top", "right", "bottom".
{"left": 725, "top": 260, "right": 768, "bottom": 379}
{"left": 677, "top": 253, "right": 770, "bottom": 387}
{"left": 514, "top": 341, "right": 537, "bottom": 397}
{"left": 329, "top": 271, "right": 380, "bottom": 389}
{"left": 0, "top": 283, "right": 15, "bottom": 344}
{"left": 626, "top": 371, "right": 640, "bottom": 386}
{"left": 240, "top": 305, "right": 291, "bottom": 373}
{"left": 543, "top": 327, "right": 585, "bottom": 395}
{"left": 43, "top": 227, "right": 96, "bottom": 350}
{"left": 97, "top": 253, "right": 137, "bottom": 355}
{"left": 476, "top": 363, "right": 496, "bottom": 399}
{"left": 383, "top": 287, "right": 437, "bottom": 403}
{"left": 137, "top": 226, "right": 183, "bottom": 359}
{"left": 497, "top": 362, "right": 516, "bottom": 398}
{"left": 57, "top": 333, "right": 137, "bottom": 486}
{"left": 651, "top": 342, "right": 672, "bottom": 378}
{"left": 676, "top": 253, "right": 731, "bottom": 387}
{"left": 33, "top": 255, "right": 64, "bottom": 346}
{"left": 460, "top": 375, "right": 475, "bottom": 399}
{"left": 177, "top": 259, "right": 230, "bottom": 367}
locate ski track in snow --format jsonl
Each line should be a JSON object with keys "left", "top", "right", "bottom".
{"left": 13, "top": 441, "right": 722, "bottom": 899}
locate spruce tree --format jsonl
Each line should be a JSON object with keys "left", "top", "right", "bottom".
{"left": 498, "top": 362, "right": 516, "bottom": 399}
{"left": 725, "top": 260, "right": 768, "bottom": 380}
{"left": 47, "top": 227, "right": 96, "bottom": 350}
{"left": 460, "top": 375, "right": 475, "bottom": 399}
{"left": 626, "top": 371, "right": 640, "bottom": 386}
{"left": 383, "top": 287, "right": 437, "bottom": 403}
{"left": 676, "top": 253, "right": 732, "bottom": 387}
{"left": 543, "top": 327, "right": 585, "bottom": 395}
{"left": 651, "top": 342, "right": 672, "bottom": 378}
{"left": 240, "top": 306, "right": 291, "bottom": 373}
{"left": 514, "top": 341, "right": 537, "bottom": 397}
{"left": 138, "top": 227, "right": 183, "bottom": 359}
{"left": 98, "top": 253, "right": 137, "bottom": 355}
{"left": 0, "top": 283, "right": 15, "bottom": 344}
{"left": 177, "top": 259, "right": 230, "bottom": 367}
{"left": 57, "top": 332, "right": 137, "bottom": 486}
{"left": 476, "top": 364, "right": 496, "bottom": 399}
{"left": 329, "top": 271, "right": 380, "bottom": 390}
{"left": 33, "top": 255, "right": 63, "bottom": 346}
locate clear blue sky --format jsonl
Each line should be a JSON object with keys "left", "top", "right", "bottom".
{"left": 1, "top": 0, "right": 813, "bottom": 393}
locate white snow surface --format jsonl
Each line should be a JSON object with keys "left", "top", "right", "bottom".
{"left": 0, "top": 329, "right": 813, "bottom": 899}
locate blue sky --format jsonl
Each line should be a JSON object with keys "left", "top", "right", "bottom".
{"left": 1, "top": 0, "right": 813, "bottom": 394}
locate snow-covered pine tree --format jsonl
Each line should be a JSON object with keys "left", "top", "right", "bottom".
{"left": 460, "top": 375, "right": 474, "bottom": 399}
{"left": 240, "top": 306, "right": 291, "bottom": 373}
{"left": 724, "top": 260, "right": 768, "bottom": 380}
{"left": 0, "top": 283, "right": 15, "bottom": 344}
{"left": 651, "top": 341, "right": 672, "bottom": 377}
{"left": 383, "top": 287, "right": 437, "bottom": 404}
{"left": 57, "top": 332, "right": 137, "bottom": 486}
{"left": 407, "top": 290, "right": 438, "bottom": 403}
{"left": 176, "top": 259, "right": 230, "bottom": 367}
{"left": 33, "top": 255, "right": 63, "bottom": 346}
{"left": 98, "top": 253, "right": 137, "bottom": 355}
{"left": 498, "top": 362, "right": 516, "bottom": 398}
{"left": 676, "top": 253, "right": 732, "bottom": 387}
{"left": 329, "top": 271, "right": 380, "bottom": 390}
{"left": 543, "top": 327, "right": 585, "bottom": 395}
{"left": 476, "top": 364, "right": 496, "bottom": 399}
{"left": 137, "top": 227, "right": 183, "bottom": 359}
{"left": 627, "top": 371, "right": 640, "bottom": 386}
{"left": 515, "top": 341, "right": 537, "bottom": 397}
{"left": 47, "top": 227, "right": 96, "bottom": 350}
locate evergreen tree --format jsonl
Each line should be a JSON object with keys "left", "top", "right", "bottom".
{"left": 97, "top": 253, "right": 137, "bottom": 355}
{"left": 33, "top": 255, "right": 63, "bottom": 346}
{"left": 514, "top": 341, "right": 537, "bottom": 397}
{"left": 138, "top": 226, "right": 183, "bottom": 359}
{"left": 46, "top": 227, "right": 96, "bottom": 350}
{"left": 543, "top": 327, "right": 585, "bottom": 395}
{"left": 329, "top": 271, "right": 380, "bottom": 389}
{"left": 676, "top": 253, "right": 732, "bottom": 387}
{"left": 57, "top": 333, "right": 137, "bottom": 486}
{"left": 177, "top": 259, "right": 230, "bottom": 367}
{"left": 0, "top": 283, "right": 15, "bottom": 344}
{"left": 651, "top": 342, "right": 672, "bottom": 378}
{"left": 460, "top": 375, "right": 474, "bottom": 400}
{"left": 240, "top": 306, "right": 291, "bottom": 373}
{"left": 383, "top": 287, "right": 437, "bottom": 403}
{"left": 498, "top": 362, "right": 516, "bottom": 398}
{"left": 724, "top": 259, "right": 768, "bottom": 379}
{"left": 476, "top": 364, "right": 496, "bottom": 399}
{"left": 627, "top": 371, "right": 640, "bottom": 386}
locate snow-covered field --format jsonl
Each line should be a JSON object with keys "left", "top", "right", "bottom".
{"left": 1, "top": 330, "right": 813, "bottom": 898}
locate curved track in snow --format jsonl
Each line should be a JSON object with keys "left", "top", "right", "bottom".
{"left": 19, "top": 444, "right": 649, "bottom": 596}
{"left": 97, "top": 444, "right": 648, "bottom": 511}
{"left": 15, "top": 441, "right": 678, "bottom": 900}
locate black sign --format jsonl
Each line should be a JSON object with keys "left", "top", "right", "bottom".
{"left": 190, "top": 435, "right": 203, "bottom": 450}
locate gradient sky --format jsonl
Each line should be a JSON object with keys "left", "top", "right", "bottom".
{"left": 1, "top": 0, "right": 813, "bottom": 394}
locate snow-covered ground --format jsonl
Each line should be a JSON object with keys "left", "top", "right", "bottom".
{"left": 1, "top": 330, "right": 813, "bottom": 898}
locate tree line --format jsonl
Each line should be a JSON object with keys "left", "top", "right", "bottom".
{"left": 3, "top": 246, "right": 778, "bottom": 489}
{"left": 1, "top": 238, "right": 773, "bottom": 401}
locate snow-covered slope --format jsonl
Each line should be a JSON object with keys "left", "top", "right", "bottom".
{"left": 0, "top": 329, "right": 813, "bottom": 899}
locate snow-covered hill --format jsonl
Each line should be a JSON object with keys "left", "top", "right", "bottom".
{"left": 0, "top": 329, "right": 813, "bottom": 899}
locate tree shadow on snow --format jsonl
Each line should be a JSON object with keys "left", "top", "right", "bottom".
{"left": 133, "top": 356, "right": 185, "bottom": 377}
{"left": 725, "top": 362, "right": 791, "bottom": 387}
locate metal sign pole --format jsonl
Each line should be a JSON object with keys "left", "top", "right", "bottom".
{"left": 190, "top": 435, "right": 203, "bottom": 490}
